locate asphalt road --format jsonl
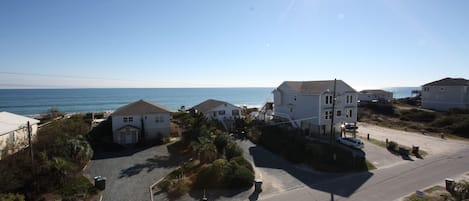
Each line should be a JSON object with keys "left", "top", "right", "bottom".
{"left": 85, "top": 142, "right": 183, "bottom": 201}
{"left": 261, "top": 146, "right": 469, "bottom": 201}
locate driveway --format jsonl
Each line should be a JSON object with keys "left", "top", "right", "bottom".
{"left": 362, "top": 140, "right": 410, "bottom": 169}
{"left": 357, "top": 122, "right": 469, "bottom": 155}
{"left": 85, "top": 142, "right": 183, "bottom": 201}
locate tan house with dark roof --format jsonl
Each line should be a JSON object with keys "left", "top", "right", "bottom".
{"left": 273, "top": 80, "right": 357, "bottom": 135}
{"left": 111, "top": 100, "right": 171, "bottom": 145}
{"left": 422, "top": 77, "right": 469, "bottom": 111}
{"left": 191, "top": 99, "right": 242, "bottom": 121}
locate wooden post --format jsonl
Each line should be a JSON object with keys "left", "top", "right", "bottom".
{"left": 27, "top": 121, "right": 34, "bottom": 167}
{"left": 330, "top": 79, "right": 337, "bottom": 145}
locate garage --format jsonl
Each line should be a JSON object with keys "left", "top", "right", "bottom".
{"left": 117, "top": 126, "right": 140, "bottom": 145}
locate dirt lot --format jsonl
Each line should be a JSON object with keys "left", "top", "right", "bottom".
{"left": 357, "top": 122, "right": 469, "bottom": 156}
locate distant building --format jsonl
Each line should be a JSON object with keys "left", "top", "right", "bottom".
{"left": 0, "top": 111, "right": 40, "bottom": 159}
{"left": 358, "top": 89, "right": 393, "bottom": 104}
{"left": 191, "top": 99, "right": 242, "bottom": 130}
{"left": 111, "top": 100, "right": 171, "bottom": 145}
{"left": 256, "top": 101, "right": 274, "bottom": 122}
{"left": 273, "top": 80, "right": 358, "bottom": 136}
{"left": 421, "top": 77, "right": 469, "bottom": 111}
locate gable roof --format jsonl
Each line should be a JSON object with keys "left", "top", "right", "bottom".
{"left": 0, "top": 111, "right": 40, "bottom": 135}
{"left": 191, "top": 99, "right": 238, "bottom": 113}
{"left": 360, "top": 89, "right": 392, "bottom": 95}
{"left": 423, "top": 77, "right": 469, "bottom": 87}
{"left": 279, "top": 80, "right": 356, "bottom": 95}
{"left": 112, "top": 100, "right": 171, "bottom": 116}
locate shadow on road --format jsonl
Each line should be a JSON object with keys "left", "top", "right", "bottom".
{"left": 119, "top": 142, "right": 187, "bottom": 178}
{"left": 248, "top": 145, "right": 373, "bottom": 198}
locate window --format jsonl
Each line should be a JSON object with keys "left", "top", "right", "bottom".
{"left": 325, "top": 95, "right": 333, "bottom": 104}
{"left": 218, "top": 110, "right": 225, "bottom": 115}
{"left": 155, "top": 115, "right": 164, "bottom": 123}
{"left": 128, "top": 117, "right": 133, "bottom": 122}
{"left": 289, "top": 107, "right": 293, "bottom": 113}
{"left": 346, "top": 95, "right": 353, "bottom": 104}
{"left": 325, "top": 111, "right": 332, "bottom": 119}
{"left": 294, "top": 96, "right": 297, "bottom": 101}
{"left": 232, "top": 110, "right": 239, "bottom": 116}
{"left": 337, "top": 110, "right": 341, "bottom": 116}
{"left": 123, "top": 117, "right": 128, "bottom": 123}
{"left": 348, "top": 109, "right": 353, "bottom": 118}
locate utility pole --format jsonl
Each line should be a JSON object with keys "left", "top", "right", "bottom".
{"left": 27, "top": 121, "right": 34, "bottom": 167}
{"left": 330, "top": 79, "right": 337, "bottom": 145}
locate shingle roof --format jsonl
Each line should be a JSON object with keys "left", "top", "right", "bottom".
{"left": 112, "top": 100, "right": 171, "bottom": 116}
{"left": 0, "top": 111, "right": 40, "bottom": 135}
{"left": 423, "top": 77, "right": 469, "bottom": 87}
{"left": 280, "top": 80, "right": 356, "bottom": 95}
{"left": 191, "top": 99, "right": 237, "bottom": 113}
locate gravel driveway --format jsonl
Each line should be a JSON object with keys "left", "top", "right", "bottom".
{"left": 85, "top": 142, "right": 183, "bottom": 201}
{"left": 357, "top": 122, "right": 469, "bottom": 155}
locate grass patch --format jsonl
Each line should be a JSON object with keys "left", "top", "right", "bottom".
{"left": 358, "top": 136, "right": 428, "bottom": 157}
{"left": 365, "top": 160, "right": 376, "bottom": 170}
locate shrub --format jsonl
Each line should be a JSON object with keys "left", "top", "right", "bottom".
{"left": 226, "top": 165, "right": 254, "bottom": 188}
{"left": 387, "top": 141, "right": 398, "bottom": 151}
{"left": 363, "top": 103, "right": 396, "bottom": 116}
{"left": 60, "top": 175, "right": 97, "bottom": 199}
{"left": 230, "top": 156, "right": 254, "bottom": 172}
{"left": 400, "top": 109, "right": 436, "bottom": 123}
{"left": 0, "top": 193, "right": 25, "bottom": 201}
{"left": 214, "top": 133, "right": 230, "bottom": 154}
{"left": 166, "top": 178, "right": 191, "bottom": 199}
{"left": 225, "top": 142, "right": 243, "bottom": 160}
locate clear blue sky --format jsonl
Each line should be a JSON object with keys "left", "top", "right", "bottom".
{"left": 1, "top": 0, "right": 468, "bottom": 89}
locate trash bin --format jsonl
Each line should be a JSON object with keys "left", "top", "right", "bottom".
{"left": 445, "top": 178, "right": 455, "bottom": 192}
{"left": 254, "top": 179, "right": 263, "bottom": 192}
{"left": 412, "top": 146, "right": 419, "bottom": 154}
{"left": 94, "top": 176, "right": 106, "bottom": 190}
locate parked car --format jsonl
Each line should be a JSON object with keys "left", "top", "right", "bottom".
{"left": 337, "top": 137, "right": 364, "bottom": 149}
{"left": 343, "top": 123, "right": 358, "bottom": 130}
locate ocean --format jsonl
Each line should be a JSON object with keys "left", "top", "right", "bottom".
{"left": 0, "top": 88, "right": 274, "bottom": 116}
{"left": 0, "top": 87, "right": 420, "bottom": 116}
{"left": 383, "top": 87, "right": 421, "bottom": 99}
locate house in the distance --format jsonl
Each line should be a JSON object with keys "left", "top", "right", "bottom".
{"left": 358, "top": 89, "right": 393, "bottom": 104}
{"left": 421, "top": 77, "right": 469, "bottom": 111}
{"left": 111, "top": 100, "right": 171, "bottom": 145}
{"left": 191, "top": 99, "right": 242, "bottom": 130}
{"left": 273, "top": 80, "right": 358, "bottom": 136}
{"left": 0, "top": 111, "right": 40, "bottom": 159}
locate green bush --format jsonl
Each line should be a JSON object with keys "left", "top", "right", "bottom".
{"left": 363, "top": 103, "right": 396, "bottom": 116}
{"left": 59, "top": 175, "right": 97, "bottom": 199}
{"left": 387, "top": 141, "right": 398, "bottom": 151}
{"left": 226, "top": 165, "right": 254, "bottom": 188}
{"left": 0, "top": 193, "right": 25, "bottom": 201}
{"left": 225, "top": 142, "right": 243, "bottom": 160}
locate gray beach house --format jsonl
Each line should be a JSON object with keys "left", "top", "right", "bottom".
{"left": 421, "top": 77, "right": 469, "bottom": 111}
{"left": 273, "top": 80, "right": 358, "bottom": 136}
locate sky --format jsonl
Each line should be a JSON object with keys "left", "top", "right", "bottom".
{"left": 0, "top": 0, "right": 468, "bottom": 90}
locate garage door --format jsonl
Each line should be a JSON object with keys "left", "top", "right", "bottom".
{"left": 120, "top": 131, "right": 137, "bottom": 144}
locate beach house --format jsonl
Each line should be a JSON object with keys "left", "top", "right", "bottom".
{"left": 0, "top": 111, "right": 40, "bottom": 159}
{"left": 421, "top": 77, "right": 469, "bottom": 111}
{"left": 358, "top": 89, "right": 393, "bottom": 104}
{"left": 191, "top": 99, "right": 242, "bottom": 130}
{"left": 273, "top": 80, "right": 358, "bottom": 136}
{"left": 111, "top": 100, "right": 171, "bottom": 145}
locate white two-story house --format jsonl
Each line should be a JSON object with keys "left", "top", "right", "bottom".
{"left": 111, "top": 100, "right": 171, "bottom": 145}
{"left": 421, "top": 77, "right": 469, "bottom": 111}
{"left": 273, "top": 80, "right": 358, "bottom": 136}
